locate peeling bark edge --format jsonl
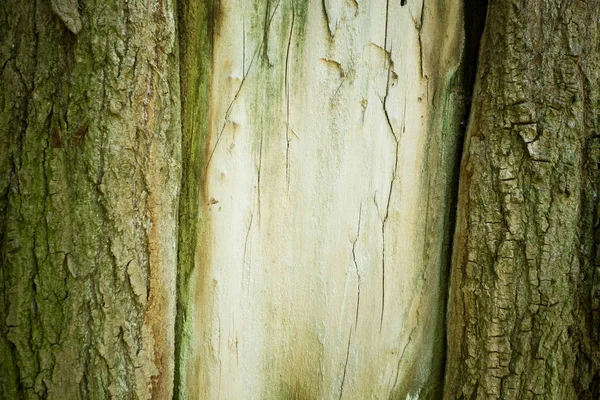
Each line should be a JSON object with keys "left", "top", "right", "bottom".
{"left": 440, "top": 0, "right": 489, "bottom": 392}
{"left": 174, "top": 0, "right": 217, "bottom": 398}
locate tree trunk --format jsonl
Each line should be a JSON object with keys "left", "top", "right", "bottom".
{"left": 0, "top": 0, "right": 180, "bottom": 398}
{"left": 3, "top": 0, "right": 599, "bottom": 399}
{"left": 175, "top": 0, "right": 470, "bottom": 398}
{"left": 444, "top": 0, "right": 600, "bottom": 398}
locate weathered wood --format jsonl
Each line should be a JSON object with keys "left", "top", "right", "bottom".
{"left": 175, "top": 0, "right": 469, "bottom": 398}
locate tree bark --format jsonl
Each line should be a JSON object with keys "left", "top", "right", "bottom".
{"left": 0, "top": 0, "right": 180, "bottom": 398}
{"left": 5, "top": 0, "right": 599, "bottom": 399}
{"left": 445, "top": 0, "right": 600, "bottom": 398}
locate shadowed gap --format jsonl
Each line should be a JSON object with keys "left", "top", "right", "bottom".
{"left": 440, "top": 0, "right": 489, "bottom": 390}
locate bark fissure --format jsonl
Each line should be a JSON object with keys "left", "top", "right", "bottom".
{"left": 437, "top": 0, "right": 489, "bottom": 394}
{"left": 174, "top": 0, "right": 216, "bottom": 395}
{"left": 412, "top": 0, "right": 425, "bottom": 79}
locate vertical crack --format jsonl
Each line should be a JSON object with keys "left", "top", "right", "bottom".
{"left": 390, "top": 324, "right": 417, "bottom": 397}
{"left": 338, "top": 327, "right": 352, "bottom": 400}
{"left": 417, "top": 0, "right": 425, "bottom": 78}
{"left": 351, "top": 204, "right": 362, "bottom": 326}
{"left": 383, "top": 0, "right": 390, "bottom": 54}
{"left": 378, "top": 0, "right": 400, "bottom": 333}
{"left": 284, "top": 0, "right": 295, "bottom": 191}
{"left": 242, "top": 211, "right": 254, "bottom": 291}
{"left": 339, "top": 205, "right": 363, "bottom": 398}
{"left": 262, "top": 0, "right": 273, "bottom": 63}
{"left": 257, "top": 130, "right": 264, "bottom": 222}
{"left": 379, "top": 92, "right": 403, "bottom": 333}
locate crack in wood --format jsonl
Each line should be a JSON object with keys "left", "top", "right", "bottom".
{"left": 285, "top": 0, "right": 296, "bottom": 191}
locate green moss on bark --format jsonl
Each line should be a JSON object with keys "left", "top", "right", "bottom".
{"left": 174, "top": 0, "right": 214, "bottom": 398}
{"left": 0, "top": 0, "right": 181, "bottom": 398}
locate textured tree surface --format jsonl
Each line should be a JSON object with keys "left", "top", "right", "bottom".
{"left": 445, "top": 0, "right": 600, "bottom": 398}
{"left": 4, "top": 0, "right": 600, "bottom": 399}
{"left": 0, "top": 0, "right": 180, "bottom": 398}
{"left": 174, "top": 0, "right": 471, "bottom": 398}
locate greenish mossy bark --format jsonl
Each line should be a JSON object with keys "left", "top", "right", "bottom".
{"left": 0, "top": 0, "right": 181, "bottom": 398}
{"left": 445, "top": 0, "right": 600, "bottom": 398}
{"left": 173, "top": 0, "right": 214, "bottom": 398}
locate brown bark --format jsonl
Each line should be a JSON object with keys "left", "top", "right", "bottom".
{"left": 445, "top": 0, "right": 600, "bottom": 398}
{"left": 0, "top": 0, "right": 180, "bottom": 398}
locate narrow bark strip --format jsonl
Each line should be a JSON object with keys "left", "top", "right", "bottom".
{"left": 173, "top": 1, "right": 216, "bottom": 398}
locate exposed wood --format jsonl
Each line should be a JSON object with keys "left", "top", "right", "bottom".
{"left": 176, "top": 0, "right": 468, "bottom": 398}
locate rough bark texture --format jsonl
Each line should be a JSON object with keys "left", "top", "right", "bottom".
{"left": 0, "top": 0, "right": 180, "bottom": 398}
{"left": 175, "top": 0, "right": 468, "bottom": 398}
{"left": 445, "top": 0, "right": 600, "bottom": 398}
{"left": 10, "top": 0, "right": 599, "bottom": 399}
